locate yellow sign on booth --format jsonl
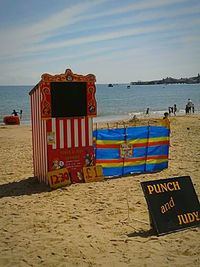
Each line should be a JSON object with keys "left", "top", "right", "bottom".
{"left": 83, "top": 165, "right": 104, "bottom": 183}
{"left": 48, "top": 167, "right": 71, "bottom": 189}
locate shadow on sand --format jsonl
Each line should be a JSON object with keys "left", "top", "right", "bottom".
{"left": 0, "top": 177, "right": 50, "bottom": 198}
{"left": 127, "top": 228, "right": 156, "bottom": 238}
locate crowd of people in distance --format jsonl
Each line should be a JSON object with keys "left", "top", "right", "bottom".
{"left": 144, "top": 98, "right": 195, "bottom": 130}
{"left": 146, "top": 99, "right": 195, "bottom": 118}
{"left": 162, "top": 99, "right": 195, "bottom": 129}
{"left": 168, "top": 99, "right": 195, "bottom": 116}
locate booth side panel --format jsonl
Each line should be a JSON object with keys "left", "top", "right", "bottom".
{"left": 30, "top": 86, "right": 48, "bottom": 183}
{"left": 30, "top": 91, "right": 36, "bottom": 177}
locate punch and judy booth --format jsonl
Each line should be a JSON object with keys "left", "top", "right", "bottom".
{"left": 29, "top": 69, "right": 97, "bottom": 186}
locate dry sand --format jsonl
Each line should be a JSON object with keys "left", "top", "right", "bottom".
{"left": 0, "top": 115, "right": 200, "bottom": 267}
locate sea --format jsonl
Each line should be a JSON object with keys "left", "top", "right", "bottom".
{"left": 0, "top": 83, "right": 200, "bottom": 125}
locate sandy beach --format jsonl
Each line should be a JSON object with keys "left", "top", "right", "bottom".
{"left": 0, "top": 115, "right": 200, "bottom": 267}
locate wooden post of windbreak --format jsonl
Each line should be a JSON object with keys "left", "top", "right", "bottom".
{"left": 144, "top": 125, "right": 150, "bottom": 172}
{"left": 94, "top": 123, "right": 98, "bottom": 164}
{"left": 122, "top": 124, "right": 128, "bottom": 177}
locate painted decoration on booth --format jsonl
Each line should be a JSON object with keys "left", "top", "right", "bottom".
{"left": 48, "top": 146, "right": 95, "bottom": 183}
{"left": 48, "top": 147, "right": 95, "bottom": 170}
{"left": 47, "top": 132, "right": 55, "bottom": 145}
{"left": 40, "top": 83, "right": 51, "bottom": 119}
{"left": 39, "top": 69, "right": 96, "bottom": 119}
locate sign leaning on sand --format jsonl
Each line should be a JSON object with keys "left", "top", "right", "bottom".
{"left": 141, "top": 176, "right": 200, "bottom": 235}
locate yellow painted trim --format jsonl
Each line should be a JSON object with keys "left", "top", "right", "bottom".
{"left": 128, "top": 136, "right": 169, "bottom": 144}
{"left": 96, "top": 140, "right": 125, "bottom": 145}
{"left": 95, "top": 136, "right": 169, "bottom": 145}
{"left": 124, "top": 160, "right": 145, "bottom": 166}
{"left": 146, "top": 159, "right": 168, "bottom": 164}
{"left": 99, "top": 162, "right": 124, "bottom": 168}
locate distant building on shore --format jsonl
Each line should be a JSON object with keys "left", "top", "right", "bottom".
{"left": 131, "top": 74, "right": 200, "bottom": 85}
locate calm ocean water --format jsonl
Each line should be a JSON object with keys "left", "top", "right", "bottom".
{"left": 0, "top": 84, "right": 200, "bottom": 125}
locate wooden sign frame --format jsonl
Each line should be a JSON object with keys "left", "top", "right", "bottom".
{"left": 83, "top": 165, "right": 104, "bottom": 183}
{"left": 48, "top": 167, "right": 71, "bottom": 189}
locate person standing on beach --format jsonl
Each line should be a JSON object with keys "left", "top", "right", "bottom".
{"left": 19, "top": 109, "right": 23, "bottom": 119}
{"left": 12, "top": 109, "right": 18, "bottom": 116}
{"left": 162, "top": 112, "right": 170, "bottom": 129}
{"left": 173, "top": 104, "right": 177, "bottom": 116}
{"left": 168, "top": 107, "right": 172, "bottom": 116}
{"left": 192, "top": 104, "right": 195, "bottom": 113}
{"left": 146, "top": 108, "right": 149, "bottom": 116}
{"left": 187, "top": 99, "right": 193, "bottom": 113}
{"left": 185, "top": 105, "right": 189, "bottom": 114}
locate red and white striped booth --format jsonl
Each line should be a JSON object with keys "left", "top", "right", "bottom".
{"left": 29, "top": 69, "right": 97, "bottom": 185}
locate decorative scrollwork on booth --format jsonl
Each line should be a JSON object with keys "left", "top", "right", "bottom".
{"left": 41, "top": 69, "right": 96, "bottom": 83}
{"left": 39, "top": 68, "right": 97, "bottom": 118}
{"left": 41, "top": 85, "right": 51, "bottom": 118}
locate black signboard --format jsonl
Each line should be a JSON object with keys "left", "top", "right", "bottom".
{"left": 141, "top": 176, "right": 200, "bottom": 235}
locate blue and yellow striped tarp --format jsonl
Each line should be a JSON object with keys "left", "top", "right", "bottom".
{"left": 93, "top": 126, "right": 170, "bottom": 177}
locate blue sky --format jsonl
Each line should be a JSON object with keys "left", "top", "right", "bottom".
{"left": 0, "top": 0, "right": 200, "bottom": 85}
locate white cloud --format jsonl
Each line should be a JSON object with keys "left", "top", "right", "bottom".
{"left": 0, "top": 0, "right": 199, "bottom": 84}
{"left": 10, "top": 16, "right": 200, "bottom": 57}
{"left": 0, "top": 0, "right": 106, "bottom": 58}
{"left": 0, "top": 0, "right": 199, "bottom": 60}
{"left": 78, "top": 0, "right": 189, "bottom": 22}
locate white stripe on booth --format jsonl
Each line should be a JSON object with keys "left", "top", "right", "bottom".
{"left": 74, "top": 119, "right": 79, "bottom": 147}
{"left": 67, "top": 119, "right": 71, "bottom": 148}
{"left": 59, "top": 120, "right": 64, "bottom": 149}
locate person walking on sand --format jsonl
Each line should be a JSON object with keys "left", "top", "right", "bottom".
{"left": 173, "top": 104, "right": 177, "bottom": 116}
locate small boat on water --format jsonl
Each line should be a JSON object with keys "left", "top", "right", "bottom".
{"left": 108, "top": 83, "right": 113, "bottom": 87}
{"left": 3, "top": 115, "right": 20, "bottom": 125}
